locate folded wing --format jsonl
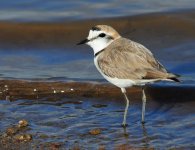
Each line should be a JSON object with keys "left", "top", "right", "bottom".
{"left": 97, "top": 38, "right": 179, "bottom": 82}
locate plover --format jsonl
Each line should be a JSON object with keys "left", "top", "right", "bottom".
{"left": 77, "top": 25, "right": 179, "bottom": 127}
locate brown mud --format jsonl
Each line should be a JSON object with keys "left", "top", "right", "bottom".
{"left": 0, "top": 10, "right": 195, "bottom": 49}
{"left": 0, "top": 80, "right": 193, "bottom": 102}
{"left": 0, "top": 80, "right": 139, "bottom": 100}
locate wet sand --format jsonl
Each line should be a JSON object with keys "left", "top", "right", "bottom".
{"left": 0, "top": 80, "right": 139, "bottom": 100}
{"left": 0, "top": 80, "right": 194, "bottom": 102}
{"left": 0, "top": 10, "right": 195, "bottom": 49}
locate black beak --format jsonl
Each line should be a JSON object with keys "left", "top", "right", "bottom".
{"left": 77, "top": 39, "right": 89, "bottom": 45}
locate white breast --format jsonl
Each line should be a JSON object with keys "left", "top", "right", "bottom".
{"left": 94, "top": 56, "right": 136, "bottom": 88}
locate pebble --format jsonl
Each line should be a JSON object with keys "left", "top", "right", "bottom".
{"left": 15, "top": 134, "right": 32, "bottom": 142}
{"left": 6, "top": 127, "right": 18, "bottom": 136}
{"left": 89, "top": 128, "right": 101, "bottom": 135}
{"left": 18, "top": 119, "right": 28, "bottom": 128}
{"left": 50, "top": 143, "right": 62, "bottom": 149}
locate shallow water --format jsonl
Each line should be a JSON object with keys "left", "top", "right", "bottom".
{"left": 0, "top": 48, "right": 95, "bottom": 80}
{"left": 0, "top": 41, "right": 194, "bottom": 85}
{"left": 1, "top": 0, "right": 195, "bottom": 22}
{"left": 0, "top": 96, "right": 194, "bottom": 149}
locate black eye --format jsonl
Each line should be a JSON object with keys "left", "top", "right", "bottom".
{"left": 99, "top": 33, "right": 106, "bottom": 37}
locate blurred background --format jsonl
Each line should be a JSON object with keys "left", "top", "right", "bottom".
{"left": 0, "top": 0, "right": 194, "bottom": 83}
{"left": 0, "top": 0, "right": 195, "bottom": 22}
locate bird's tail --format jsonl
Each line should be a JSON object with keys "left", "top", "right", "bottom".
{"left": 167, "top": 73, "right": 180, "bottom": 82}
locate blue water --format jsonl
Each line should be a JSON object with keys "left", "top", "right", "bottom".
{"left": 0, "top": 0, "right": 195, "bottom": 22}
{"left": 0, "top": 96, "right": 194, "bottom": 149}
{"left": 0, "top": 42, "right": 194, "bottom": 85}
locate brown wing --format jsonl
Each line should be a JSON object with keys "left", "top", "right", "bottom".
{"left": 97, "top": 38, "right": 171, "bottom": 80}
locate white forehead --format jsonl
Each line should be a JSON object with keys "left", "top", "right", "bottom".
{"left": 87, "top": 30, "right": 105, "bottom": 39}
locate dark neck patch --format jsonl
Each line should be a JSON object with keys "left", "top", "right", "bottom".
{"left": 94, "top": 48, "right": 105, "bottom": 57}
{"left": 91, "top": 26, "right": 101, "bottom": 31}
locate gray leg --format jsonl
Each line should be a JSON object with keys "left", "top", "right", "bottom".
{"left": 142, "top": 88, "right": 147, "bottom": 124}
{"left": 121, "top": 88, "right": 130, "bottom": 127}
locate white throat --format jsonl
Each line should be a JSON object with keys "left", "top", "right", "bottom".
{"left": 87, "top": 39, "right": 113, "bottom": 55}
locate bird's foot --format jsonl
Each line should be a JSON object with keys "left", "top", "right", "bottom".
{"left": 121, "top": 123, "right": 128, "bottom": 128}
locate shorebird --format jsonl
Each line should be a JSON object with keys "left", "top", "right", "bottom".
{"left": 77, "top": 25, "right": 179, "bottom": 127}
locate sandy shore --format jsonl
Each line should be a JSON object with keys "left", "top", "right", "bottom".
{"left": 0, "top": 80, "right": 140, "bottom": 100}
{"left": 0, "top": 10, "right": 195, "bottom": 49}
{"left": 0, "top": 80, "right": 193, "bottom": 102}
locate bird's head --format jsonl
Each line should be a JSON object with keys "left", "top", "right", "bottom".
{"left": 77, "top": 25, "right": 121, "bottom": 55}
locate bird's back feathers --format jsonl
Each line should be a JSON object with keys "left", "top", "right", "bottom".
{"left": 97, "top": 37, "right": 179, "bottom": 82}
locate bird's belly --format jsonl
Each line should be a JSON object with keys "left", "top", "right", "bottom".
{"left": 102, "top": 75, "right": 135, "bottom": 88}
